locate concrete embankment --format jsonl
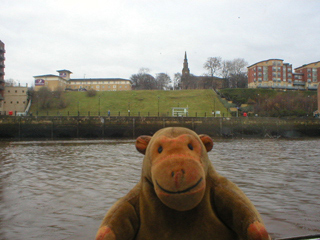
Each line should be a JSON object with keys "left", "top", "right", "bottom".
{"left": 1, "top": 116, "right": 320, "bottom": 140}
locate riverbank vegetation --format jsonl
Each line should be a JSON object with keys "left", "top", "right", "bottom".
{"left": 219, "top": 89, "right": 317, "bottom": 117}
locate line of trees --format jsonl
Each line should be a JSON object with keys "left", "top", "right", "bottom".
{"left": 130, "top": 68, "right": 172, "bottom": 90}
{"left": 29, "top": 87, "right": 68, "bottom": 110}
{"left": 131, "top": 57, "right": 248, "bottom": 90}
{"left": 203, "top": 57, "right": 248, "bottom": 88}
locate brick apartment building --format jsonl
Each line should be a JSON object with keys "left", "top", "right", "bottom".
{"left": 294, "top": 61, "right": 320, "bottom": 90}
{"left": 248, "top": 59, "right": 320, "bottom": 91}
{"left": 34, "top": 70, "right": 132, "bottom": 92}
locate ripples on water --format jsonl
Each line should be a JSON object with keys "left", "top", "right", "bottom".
{"left": 0, "top": 138, "right": 319, "bottom": 239}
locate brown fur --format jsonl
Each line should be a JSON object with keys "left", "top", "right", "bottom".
{"left": 96, "top": 127, "right": 270, "bottom": 240}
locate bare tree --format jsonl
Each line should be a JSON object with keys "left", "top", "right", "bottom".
{"left": 173, "top": 72, "right": 181, "bottom": 90}
{"left": 203, "top": 57, "right": 222, "bottom": 77}
{"left": 156, "top": 73, "right": 171, "bottom": 90}
{"left": 229, "top": 72, "right": 248, "bottom": 88}
{"left": 36, "top": 87, "right": 52, "bottom": 109}
{"left": 5, "top": 78, "right": 18, "bottom": 86}
{"left": 221, "top": 60, "right": 233, "bottom": 79}
{"left": 220, "top": 58, "right": 248, "bottom": 88}
{"left": 139, "top": 68, "right": 151, "bottom": 74}
{"left": 231, "top": 58, "right": 248, "bottom": 75}
{"left": 130, "top": 68, "right": 157, "bottom": 90}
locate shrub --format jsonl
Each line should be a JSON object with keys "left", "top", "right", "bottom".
{"left": 87, "top": 89, "right": 97, "bottom": 97}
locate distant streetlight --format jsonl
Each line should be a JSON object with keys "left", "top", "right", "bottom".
{"left": 158, "top": 96, "right": 160, "bottom": 116}
{"left": 128, "top": 102, "right": 131, "bottom": 116}
{"left": 99, "top": 96, "right": 101, "bottom": 116}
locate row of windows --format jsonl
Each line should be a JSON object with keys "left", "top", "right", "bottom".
{"left": 307, "top": 79, "right": 318, "bottom": 82}
{"left": 3, "top": 101, "right": 26, "bottom": 104}
{"left": 7, "top": 90, "right": 25, "bottom": 93}
{"left": 254, "top": 78, "right": 293, "bottom": 82}
{"left": 307, "top": 68, "right": 318, "bottom": 73}
{"left": 73, "top": 85, "right": 129, "bottom": 89}
{"left": 254, "top": 67, "right": 292, "bottom": 72}
{"left": 307, "top": 73, "right": 318, "bottom": 77}
{"left": 70, "top": 81, "right": 129, "bottom": 85}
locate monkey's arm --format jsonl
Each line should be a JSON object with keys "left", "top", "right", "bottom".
{"left": 95, "top": 185, "right": 140, "bottom": 240}
{"left": 212, "top": 176, "right": 270, "bottom": 240}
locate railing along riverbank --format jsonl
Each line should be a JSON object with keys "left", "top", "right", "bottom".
{"left": 1, "top": 116, "right": 320, "bottom": 140}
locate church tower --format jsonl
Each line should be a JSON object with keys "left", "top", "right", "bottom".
{"left": 182, "top": 51, "right": 190, "bottom": 77}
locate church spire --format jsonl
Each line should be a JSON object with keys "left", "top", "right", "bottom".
{"left": 182, "top": 51, "right": 190, "bottom": 76}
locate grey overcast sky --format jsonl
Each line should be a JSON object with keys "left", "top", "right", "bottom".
{"left": 1, "top": 0, "right": 320, "bottom": 86}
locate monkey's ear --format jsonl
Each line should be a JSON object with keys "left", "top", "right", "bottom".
{"left": 199, "top": 134, "right": 214, "bottom": 152}
{"left": 136, "top": 135, "right": 152, "bottom": 155}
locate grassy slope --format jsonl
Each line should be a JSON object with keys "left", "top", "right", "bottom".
{"left": 29, "top": 89, "right": 230, "bottom": 117}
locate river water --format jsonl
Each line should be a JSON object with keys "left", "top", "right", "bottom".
{"left": 0, "top": 138, "right": 319, "bottom": 240}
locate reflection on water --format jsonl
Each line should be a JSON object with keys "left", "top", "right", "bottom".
{"left": 0, "top": 138, "right": 319, "bottom": 239}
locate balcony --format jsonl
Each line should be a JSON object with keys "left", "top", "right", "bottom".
{"left": 0, "top": 48, "right": 5, "bottom": 53}
{"left": 257, "top": 85, "right": 271, "bottom": 89}
{"left": 307, "top": 86, "right": 318, "bottom": 90}
{"left": 0, "top": 62, "right": 5, "bottom": 68}
{"left": 293, "top": 80, "right": 305, "bottom": 86}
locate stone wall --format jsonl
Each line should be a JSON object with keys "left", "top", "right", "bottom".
{"left": 1, "top": 116, "right": 320, "bottom": 140}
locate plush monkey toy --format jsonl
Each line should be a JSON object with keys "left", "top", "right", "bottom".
{"left": 96, "top": 127, "right": 270, "bottom": 240}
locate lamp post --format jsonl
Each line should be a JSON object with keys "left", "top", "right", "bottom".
{"left": 128, "top": 102, "right": 131, "bottom": 116}
{"left": 99, "top": 96, "right": 101, "bottom": 116}
{"left": 158, "top": 96, "right": 160, "bottom": 117}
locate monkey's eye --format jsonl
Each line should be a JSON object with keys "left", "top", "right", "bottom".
{"left": 158, "top": 146, "right": 163, "bottom": 153}
{"left": 188, "top": 143, "right": 193, "bottom": 150}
